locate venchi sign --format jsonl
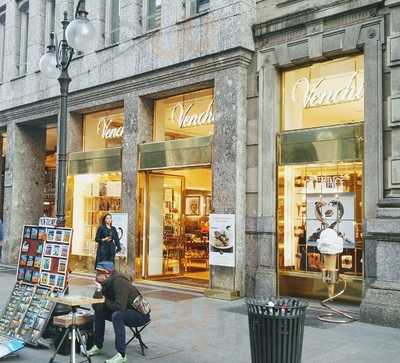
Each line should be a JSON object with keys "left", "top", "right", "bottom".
{"left": 171, "top": 99, "right": 215, "bottom": 128}
{"left": 291, "top": 71, "right": 364, "bottom": 109}
{"left": 97, "top": 118, "right": 124, "bottom": 140}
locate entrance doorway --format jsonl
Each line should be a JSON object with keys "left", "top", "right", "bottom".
{"left": 136, "top": 167, "right": 211, "bottom": 289}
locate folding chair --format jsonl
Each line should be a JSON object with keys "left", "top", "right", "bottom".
{"left": 126, "top": 321, "right": 151, "bottom": 356}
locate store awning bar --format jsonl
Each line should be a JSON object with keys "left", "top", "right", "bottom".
{"left": 138, "top": 136, "right": 212, "bottom": 170}
{"left": 68, "top": 147, "right": 121, "bottom": 175}
{"left": 278, "top": 123, "right": 364, "bottom": 165}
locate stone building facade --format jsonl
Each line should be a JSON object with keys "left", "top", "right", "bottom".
{"left": 248, "top": 0, "right": 400, "bottom": 328}
{"left": 0, "top": 0, "right": 400, "bottom": 328}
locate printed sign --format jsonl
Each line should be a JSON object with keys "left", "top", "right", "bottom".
{"left": 209, "top": 214, "right": 235, "bottom": 267}
{"left": 111, "top": 213, "right": 128, "bottom": 258}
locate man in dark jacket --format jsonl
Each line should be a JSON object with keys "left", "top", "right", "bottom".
{"left": 87, "top": 262, "right": 150, "bottom": 363}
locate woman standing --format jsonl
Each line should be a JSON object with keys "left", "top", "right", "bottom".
{"left": 95, "top": 213, "right": 121, "bottom": 269}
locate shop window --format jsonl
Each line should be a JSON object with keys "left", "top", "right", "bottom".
{"left": 278, "top": 55, "right": 365, "bottom": 301}
{"left": 282, "top": 55, "right": 364, "bottom": 131}
{"left": 68, "top": 173, "right": 122, "bottom": 273}
{"left": 145, "top": 0, "right": 161, "bottom": 31}
{"left": 83, "top": 108, "right": 124, "bottom": 151}
{"left": 153, "top": 88, "right": 214, "bottom": 141}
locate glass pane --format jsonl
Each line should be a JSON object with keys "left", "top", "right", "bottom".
{"left": 153, "top": 88, "right": 214, "bottom": 141}
{"left": 111, "top": 0, "right": 120, "bottom": 44}
{"left": 69, "top": 172, "right": 122, "bottom": 273}
{"left": 83, "top": 108, "right": 124, "bottom": 151}
{"left": 147, "top": 0, "right": 161, "bottom": 30}
{"left": 282, "top": 55, "right": 364, "bottom": 131}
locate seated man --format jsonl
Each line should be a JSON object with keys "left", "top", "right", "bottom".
{"left": 87, "top": 261, "right": 150, "bottom": 363}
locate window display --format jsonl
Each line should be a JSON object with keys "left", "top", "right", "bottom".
{"left": 68, "top": 173, "right": 122, "bottom": 273}
{"left": 278, "top": 55, "right": 364, "bottom": 301}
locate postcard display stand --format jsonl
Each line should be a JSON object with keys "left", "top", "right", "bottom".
{"left": 0, "top": 225, "right": 73, "bottom": 353}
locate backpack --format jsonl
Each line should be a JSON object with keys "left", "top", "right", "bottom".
{"left": 132, "top": 294, "right": 151, "bottom": 315}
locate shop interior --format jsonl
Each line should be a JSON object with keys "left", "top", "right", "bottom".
{"left": 44, "top": 127, "right": 57, "bottom": 218}
{"left": 137, "top": 167, "right": 212, "bottom": 288}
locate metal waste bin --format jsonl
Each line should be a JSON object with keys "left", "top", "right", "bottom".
{"left": 247, "top": 297, "right": 308, "bottom": 363}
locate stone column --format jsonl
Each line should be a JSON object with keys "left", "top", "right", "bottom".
{"left": 2, "top": 123, "right": 46, "bottom": 264}
{"left": 360, "top": 0, "right": 400, "bottom": 328}
{"left": 121, "top": 94, "right": 153, "bottom": 276}
{"left": 207, "top": 65, "right": 248, "bottom": 297}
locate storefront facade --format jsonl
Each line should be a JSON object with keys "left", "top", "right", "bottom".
{"left": 251, "top": 0, "right": 400, "bottom": 327}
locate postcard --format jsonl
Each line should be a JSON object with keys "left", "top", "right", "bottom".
{"left": 58, "top": 259, "right": 67, "bottom": 274}
{"left": 20, "top": 255, "right": 28, "bottom": 267}
{"left": 27, "top": 256, "right": 34, "bottom": 268}
{"left": 30, "top": 228, "right": 38, "bottom": 240}
{"left": 21, "top": 240, "right": 30, "bottom": 253}
{"left": 56, "top": 275, "right": 65, "bottom": 289}
{"left": 63, "top": 230, "right": 71, "bottom": 243}
{"left": 38, "top": 228, "right": 47, "bottom": 240}
{"left": 23, "top": 227, "right": 31, "bottom": 239}
{"left": 49, "top": 274, "right": 56, "bottom": 286}
{"left": 55, "top": 230, "right": 63, "bottom": 242}
{"left": 46, "top": 229, "right": 55, "bottom": 241}
{"left": 36, "top": 242, "right": 44, "bottom": 255}
{"left": 40, "top": 273, "right": 49, "bottom": 285}
{"left": 44, "top": 244, "right": 52, "bottom": 256}
{"left": 61, "top": 245, "right": 69, "bottom": 258}
{"left": 51, "top": 244, "right": 60, "bottom": 257}
{"left": 41, "top": 257, "right": 51, "bottom": 271}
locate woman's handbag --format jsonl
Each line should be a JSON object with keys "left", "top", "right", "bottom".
{"left": 131, "top": 295, "right": 151, "bottom": 315}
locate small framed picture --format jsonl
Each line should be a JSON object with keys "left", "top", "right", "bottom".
{"left": 18, "top": 268, "right": 25, "bottom": 280}
{"left": 46, "top": 229, "right": 55, "bottom": 241}
{"left": 55, "top": 230, "right": 63, "bottom": 242}
{"left": 185, "top": 196, "right": 201, "bottom": 216}
{"left": 205, "top": 195, "right": 212, "bottom": 216}
{"left": 36, "top": 242, "right": 44, "bottom": 255}
{"left": 41, "top": 257, "right": 51, "bottom": 271}
{"left": 60, "top": 245, "right": 69, "bottom": 258}
{"left": 58, "top": 259, "right": 67, "bottom": 274}
{"left": 34, "top": 257, "right": 41, "bottom": 269}
{"left": 51, "top": 244, "right": 60, "bottom": 257}
{"left": 44, "top": 244, "right": 52, "bottom": 256}
{"left": 56, "top": 275, "right": 65, "bottom": 289}
{"left": 31, "top": 271, "right": 40, "bottom": 284}
{"left": 20, "top": 255, "right": 28, "bottom": 267}
{"left": 41, "top": 273, "right": 49, "bottom": 285}
{"left": 24, "top": 269, "right": 33, "bottom": 282}
{"left": 63, "top": 230, "right": 71, "bottom": 243}
{"left": 38, "top": 228, "right": 47, "bottom": 240}
{"left": 23, "top": 227, "right": 31, "bottom": 239}
{"left": 49, "top": 274, "right": 56, "bottom": 286}
{"left": 31, "top": 228, "right": 38, "bottom": 240}
{"left": 21, "top": 240, "right": 30, "bottom": 253}
{"left": 27, "top": 256, "right": 34, "bottom": 268}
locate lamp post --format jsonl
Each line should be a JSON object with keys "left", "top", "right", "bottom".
{"left": 39, "top": 0, "right": 95, "bottom": 226}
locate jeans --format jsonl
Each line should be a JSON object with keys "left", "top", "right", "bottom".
{"left": 94, "top": 306, "right": 150, "bottom": 354}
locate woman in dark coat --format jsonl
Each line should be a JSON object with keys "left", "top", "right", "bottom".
{"left": 95, "top": 213, "right": 121, "bottom": 269}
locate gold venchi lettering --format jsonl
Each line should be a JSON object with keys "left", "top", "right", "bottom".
{"left": 171, "top": 100, "right": 215, "bottom": 128}
{"left": 291, "top": 71, "right": 364, "bottom": 108}
{"left": 97, "top": 118, "right": 124, "bottom": 139}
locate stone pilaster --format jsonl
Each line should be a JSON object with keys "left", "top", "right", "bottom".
{"left": 121, "top": 94, "right": 153, "bottom": 276}
{"left": 210, "top": 65, "right": 248, "bottom": 296}
{"left": 2, "top": 123, "right": 46, "bottom": 264}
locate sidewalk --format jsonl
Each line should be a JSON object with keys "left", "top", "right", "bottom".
{"left": 0, "top": 270, "right": 399, "bottom": 363}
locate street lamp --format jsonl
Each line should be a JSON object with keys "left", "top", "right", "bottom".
{"left": 39, "top": 0, "right": 95, "bottom": 226}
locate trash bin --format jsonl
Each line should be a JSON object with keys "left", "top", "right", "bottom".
{"left": 247, "top": 297, "right": 308, "bottom": 363}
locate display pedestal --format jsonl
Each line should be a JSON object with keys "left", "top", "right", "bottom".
{"left": 204, "top": 288, "right": 240, "bottom": 301}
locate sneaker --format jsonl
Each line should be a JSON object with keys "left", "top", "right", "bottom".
{"left": 105, "top": 353, "right": 127, "bottom": 363}
{"left": 87, "top": 345, "right": 102, "bottom": 357}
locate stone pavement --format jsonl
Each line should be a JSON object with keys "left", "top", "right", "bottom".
{"left": 0, "top": 270, "right": 399, "bottom": 363}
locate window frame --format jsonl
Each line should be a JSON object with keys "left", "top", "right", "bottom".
{"left": 0, "top": 6, "right": 6, "bottom": 83}
{"left": 185, "top": 0, "right": 209, "bottom": 17}
{"left": 16, "top": 0, "right": 29, "bottom": 76}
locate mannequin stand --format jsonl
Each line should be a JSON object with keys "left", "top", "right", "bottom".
{"left": 318, "top": 277, "right": 356, "bottom": 324}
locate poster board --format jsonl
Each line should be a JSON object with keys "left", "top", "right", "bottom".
{"left": 209, "top": 214, "right": 235, "bottom": 267}
{"left": 0, "top": 225, "right": 72, "bottom": 347}
{"left": 17, "top": 225, "right": 72, "bottom": 291}
{"left": 306, "top": 193, "right": 355, "bottom": 249}
{"left": 111, "top": 213, "right": 128, "bottom": 258}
